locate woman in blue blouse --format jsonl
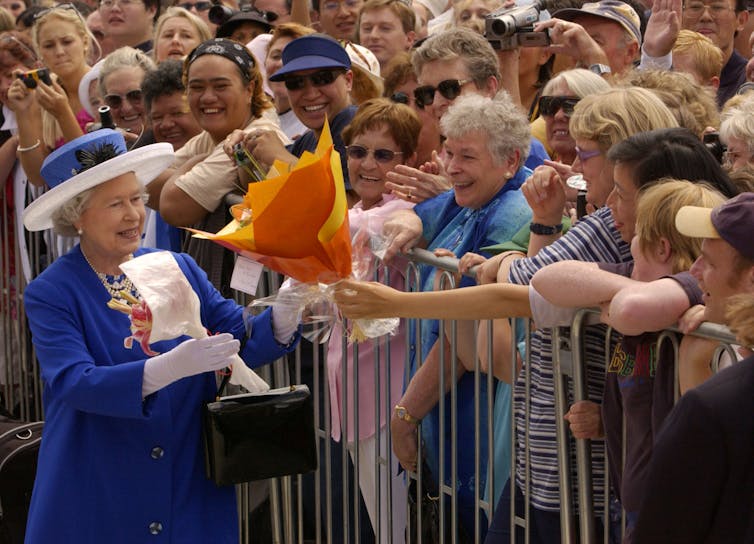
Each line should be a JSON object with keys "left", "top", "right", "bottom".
{"left": 382, "top": 91, "right": 533, "bottom": 538}
{"left": 21, "top": 129, "right": 298, "bottom": 543}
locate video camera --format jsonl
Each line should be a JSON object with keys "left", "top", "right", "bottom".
{"left": 485, "top": 0, "right": 549, "bottom": 50}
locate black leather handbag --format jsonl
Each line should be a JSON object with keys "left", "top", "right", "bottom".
{"left": 203, "top": 375, "right": 317, "bottom": 487}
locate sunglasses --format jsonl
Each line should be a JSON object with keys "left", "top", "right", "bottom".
{"left": 346, "top": 144, "right": 403, "bottom": 163}
{"left": 390, "top": 91, "right": 410, "bottom": 105}
{"left": 574, "top": 145, "right": 601, "bottom": 163}
{"left": 6, "top": 2, "right": 22, "bottom": 10}
{"left": 178, "top": 1, "right": 211, "bottom": 11}
{"left": 538, "top": 95, "right": 580, "bottom": 117}
{"left": 413, "top": 79, "right": 471, "bottom": 109}
{"left": 34, "top": 3, "right": 82, "bottom": 20}
{"left": 283, "top": 69, "right": 343, "bottom": 91}
{"left": 104, "top": 89, "right": 143, "bottom": 109}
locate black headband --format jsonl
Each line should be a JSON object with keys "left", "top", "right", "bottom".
{"left": 186, "top": 38, "right": 256, "bottom": 80}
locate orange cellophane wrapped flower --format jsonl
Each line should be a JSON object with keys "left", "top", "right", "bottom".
{"left": 189, "top": 121, "right": 351, "bottom": 284}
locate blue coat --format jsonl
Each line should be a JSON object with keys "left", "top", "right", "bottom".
{"left": 23, "top": 247, "right": 295, "bottom": 543}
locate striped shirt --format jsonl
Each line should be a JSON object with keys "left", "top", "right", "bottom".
{"left": 508, "top": 206, "right": 632, "bottom": 512}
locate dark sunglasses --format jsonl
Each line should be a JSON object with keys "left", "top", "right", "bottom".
{"left": 538, "top": 95, "right": 580, "bottom": 117}
{"left": 390, "top": 91, "right": 410, "bottom": 105}
{"left": 283, "top": 69, "right": 343, "bottom": 91}
{"left": 346, "top": 145, "right": 403, "bottom": 163}
{"left": 178, "top": 1, "right": 212, "bottom": 11}
{"left": 413, "top": 78, "right": 470, "bottom": 109}
{"left": 104, "top": 89, "right": 143, "bottom": 109}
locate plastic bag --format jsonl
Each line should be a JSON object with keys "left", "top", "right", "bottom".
{"left": 119, "top": 252, "right": 269, "bottom": 393}
{"left": 250, "top": 225, "right": 399, "bottom": 343}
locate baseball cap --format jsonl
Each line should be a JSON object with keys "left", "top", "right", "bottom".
{"left": 553, "top": 0, "right": 642, "bottom": 45}
{"left": 675, "top": 192, "right": 754, "bottom": 260}
{"left": 269, "top": 34, "right": 351, "bottom": 81}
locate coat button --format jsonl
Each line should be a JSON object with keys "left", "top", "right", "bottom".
{"left": 149, "top": 521, "right": 163, "bottom": 535}
{"left": 150, "top": 446, "right": 164, "bottom": 459}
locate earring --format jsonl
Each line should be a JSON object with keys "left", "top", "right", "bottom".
{"left": 77, "top": 228, "right": 83, "bottom": 235}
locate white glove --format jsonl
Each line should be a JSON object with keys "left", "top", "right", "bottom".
{"left": 142, "top": 333, "right": 240, "bottom": 397}
{"left": 271, "top": 278, "right": 301, "bottom": 345}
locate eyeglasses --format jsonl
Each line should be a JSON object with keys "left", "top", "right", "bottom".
{"left": 390, "top": 91, "right": 410, "bottom": 105}
{"left": 177, "top": 1, "right": 211, "bottom": 11}
{"left": 683, "top": 1, "right": 734, "bottom": 18}
{"left": 99, "top": 0, "right": 144, "bottom": 9}
{"left": 413, "top": 79, "right": 471, "bottom": 109}
{"left": 34, "top": 3, "right": 83, "bottom": 20}
{"left": 104, "top": 89, "right": 143, "bottom": 109}
{"left": 723, "top": 148, "right": 753, "bottom": 166}
{"left": 346, "top": 144, "right": 403, "bottom": 163}
{"left": 574, "top": 145, "right": 601, "bottom": 163}
{"left": 321, "top": 0, "right": 362, "bottom": 11}
{"left": 538, "top": 95, "right": 580, "bottom": 117}
{"left": 283, "top": 69, "right": 344, "bottom": 91}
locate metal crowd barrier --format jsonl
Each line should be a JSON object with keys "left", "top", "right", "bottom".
{"left": 2, "top": 181, "right": 740, "bottom": 543}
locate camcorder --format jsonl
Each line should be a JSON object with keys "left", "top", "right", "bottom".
{"left": 485, "top": 0, "right": 550, "bottom": 50}
{"left": 17, "top": 67, "right": 52, "bottom": 89}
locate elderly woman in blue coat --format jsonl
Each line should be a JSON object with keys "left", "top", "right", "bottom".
{"left": 21, "top": 129, "right": 299, "bottom": 543}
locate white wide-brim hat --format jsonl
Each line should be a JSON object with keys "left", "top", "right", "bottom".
{"left": 23, "top": 129, "right": 174, "bottom": 232}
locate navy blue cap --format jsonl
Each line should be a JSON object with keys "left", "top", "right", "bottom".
{"left": 268, "top": 34, "right": 351, "bottom": 81}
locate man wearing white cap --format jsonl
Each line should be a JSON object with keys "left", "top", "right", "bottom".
{"left": 633, "top": 192, "right": 754, "bottom": 544}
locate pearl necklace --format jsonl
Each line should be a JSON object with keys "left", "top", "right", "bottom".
{"left": 81, "top": 249, "right": 141, "bottom": 303}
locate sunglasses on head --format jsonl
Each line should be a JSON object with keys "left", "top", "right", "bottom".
{"left": 413, "top": 78, "right": 470, "bottom": 109}
{"left": 178, "top": 1, "right": 211, "bottom": 11}
{"left": 104, "top": 89, "right": 143, "bottom": 109}
{"left": 283, "top": 69, "right": 343, "bottom": 91}
{"left": 34, "top": 2, "right": 82, "bottom": 20}
{"left": 346, "top": 144, "right": 403, "bottom": 163}
{"left": 538, "top": 95, "right": 580, "bottom": 117}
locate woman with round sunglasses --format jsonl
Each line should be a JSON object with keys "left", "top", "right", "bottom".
{"left": 6, "top": 4, "right": 99, "bottom": 187}
{"left": 530, "top": 68, "right": 609, "bottom": 165}
{"left": 98, "top": 46, "right": 155, "bottom": 146}
{"left": 153, "top": 6, "right": 211, "bottom": 64}
{"left": 323, "top": 97, "right": 420, "bottom": 543}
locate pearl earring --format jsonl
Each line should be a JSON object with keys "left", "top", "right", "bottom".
{"left": 77, "top": 228, "right": 83, "bottom": 235}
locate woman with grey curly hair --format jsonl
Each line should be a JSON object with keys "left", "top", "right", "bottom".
{"left": 379, "top": 90, "right": 533, "bottom": 538}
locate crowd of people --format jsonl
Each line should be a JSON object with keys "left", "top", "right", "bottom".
{"left": 1, "top": 0, "right": 753, "bottom": 541}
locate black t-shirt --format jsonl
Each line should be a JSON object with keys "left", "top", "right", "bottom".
{"left": 597, "top": 263, "right": 703, "bottom": 517}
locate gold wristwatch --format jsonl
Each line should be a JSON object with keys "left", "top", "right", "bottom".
{"left": 394, "top": 405, "right": 420, "bottom": 425}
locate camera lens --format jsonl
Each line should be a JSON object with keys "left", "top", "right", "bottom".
{"left": 208, "top": 4, "right": 233, "bottom": 24}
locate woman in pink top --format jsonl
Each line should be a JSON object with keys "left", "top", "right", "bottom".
{"left": 7, "top": 4, "right": 97, "bottom": 187}
{"left": 327, "top": 98, "right": 420, "bottom": 543}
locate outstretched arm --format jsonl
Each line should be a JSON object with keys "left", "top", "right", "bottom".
{"left": 531, "top": 260, "right": 634, "bottom": 308}
{"left": 334, "top": 278, "right": 532, "bottom": 320}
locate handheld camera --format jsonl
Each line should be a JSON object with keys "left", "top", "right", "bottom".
{"left": 17, "top": 68, "right": 52, "bottom": 89}
{"left": 485, "top": 0, "right": 550, "bottom": 50}
{"left": 232, "top": 142, "right": 266, "bottom": 182}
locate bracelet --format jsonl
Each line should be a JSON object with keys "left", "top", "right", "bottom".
{"left": 530, "top": 222, "right": 563, "bottom": 236}
{"left": 17, "top": 139, "right": 40, "bottom": 153}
